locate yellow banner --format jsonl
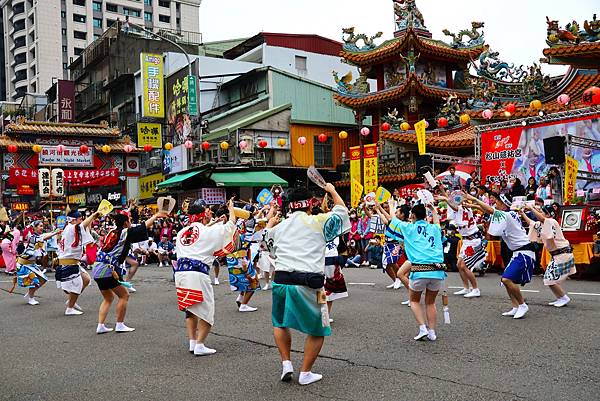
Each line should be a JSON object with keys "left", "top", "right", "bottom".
{"left": 67, "top": 193, "right": 86, "bottom": 205}
{"left": 414, "top": 120, "right": 427, "bottom": 155}
{"left": 363, "top": 144, "right": 378, "bottom": 194}
{"left": 564, "top": 155, "right": 579, "bottom": 202}
{"left": 137, "top": 123, "right": 162, "bottom": 148}
{"left": 139, "top": 172, "right": 165, "bottom": 200}
{"left": 349, "top": 146, "right": 361, "bottom": 206}
{"left": 351, "top": 179, "right": 363, "bottom": 208}
{"left": 141, "top": 53, "right": 165, "bottom": 118}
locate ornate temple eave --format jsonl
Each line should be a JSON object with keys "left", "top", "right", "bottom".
{"left": 381, "top": 125, "right": 475, "bottom": 149}
{"left": 334, "top": 74, "right": 471, "bottom": 109}
{"left": 542, "top": 42, "right": 600, "bottom": 68}
{"left": 341, "top": 29, "right": 487, "bottom": 67}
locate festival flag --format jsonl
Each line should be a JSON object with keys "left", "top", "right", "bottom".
{"left": 349, "top": 146, "right": 361, "bottom": 207}
{"left": 351, "top": 179, "right": 363, "bottom": 208}
{"left": 564, "top": 155, "right": 579, "bottom": 202}
{"left": 363, "top": 144, "right": 378, "bottom": 194}
{"left": 415, "top": 120, "right": 427, "bottom": 155}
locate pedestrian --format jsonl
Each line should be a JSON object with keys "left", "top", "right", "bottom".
{"left": 1, "top": 222, "right": 21, "bottom": 275}
{"left": 263, "top": 183, "right": 350, "bottom": 385}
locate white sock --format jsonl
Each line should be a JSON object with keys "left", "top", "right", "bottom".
{"left": 395, "top": 278, "right": 401, "bottom": 284}
{"left": 419, "top": 324, "right": 428, "bottom": 333}
{"left": 299, "top": 371, "right": 322, "bottom": 385}
{"left": 189, "top": 340, "right": 197, "bottom": 351}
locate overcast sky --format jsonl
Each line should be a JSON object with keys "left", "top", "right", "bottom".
{"left": 199, "top": 0, "right": 597, "bottom": 76}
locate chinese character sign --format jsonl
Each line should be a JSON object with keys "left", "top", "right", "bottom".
{"left": 51, "top": 168, "right": 65, "bottom": 197}
{"left": 351, "top": 179, "right": 363, "bottom": 208}
{"left": 138, "top": 172, "right": 165, "bottom": 200}
{"left": 414, "top": 120, "right": 426, "bottom": 155}
{"left": 137, "top": 123, "right": 162, "bottom": 148}
{"left": 564, "top": 155, "right": 579, "bottom": 202}
{"left": 349, "top": 146, "right": 361, "bottom": 205}
{"left": 58, "top": 80, "right": 75, "bottom": 123}
{"left": 141, "top": 53, "right": 165, "bottom": 118}
{"left": 363, "top": 144, "right": 378, "bottom": 195}
{"left": 187, "top": 75, "right": 198, "bottom": 116}
{"left": 38, "top": 168, "right": 51, "bottom": 198}
{"left": 201, "top": 188, "right": 226, "bottom": 205}
{"left": 39, "top": 145, "right": 93, "bottom": 167}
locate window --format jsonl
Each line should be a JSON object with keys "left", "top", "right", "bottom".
{"left": 30, "top": 48, "right": 35, "bottom": 60}
{"left": 123, "top": 8, "right": 141, "bottom": 17}
{"left": 74, "top": 47, "right": 84, "bottom": 55}
{"left": 30, "top": 65, "right": 36, "bottom": 75}
{"left": 295, "top": 55, "right": 307, "bottom": 71}
{"left": 62, "top": 28, "right": 67, "bottom": 36}
{"left": 92, "top": 1, "right": 102, "bottom": 11}
{"left": 313, "top": 136, "right": 332, "bottom": 167}
{"left": 62, "top": 45, "right": 68, "bottom": 52}
{"left": 144, "top": 12, "right": 152, "bottom": 21}
{"left": 14, "top": 20, "right": 25, "bottom": 32}
{"left": 106, "top": 3, "right": 118, "bottom": 12}
{"left": 73, "top": 14, "right": 86, "bottom": 23}
{"left": 14, "top": 36, "right": 26, "bottom": 48}
{"left": 74, "top": 30, "right": 87, "bottom": 40}
{"left": 94, "top": 34, "right": 101, "bottom": 40}
{"left": 73, "top": 0, "right": 86, "bottom": 6}
{"left": 158, "top": 14, "right": 170, "bottom": 23}
{"left": 106, "top": 19, "right": 116, "bottom": 26}
{"left": 63, "top": 63, "right": 68, "bottom": 70}
{"left": 61, "top": 11, "right": 66, "bottom": 18}
{"left": 93, "top": 18, "right": 102, "bottom": 28}
{"left": 158, "top": 0, "right": 169, "bottom": 7}
{"left": 144, "top": 0, "right": 151, "bottom": 4}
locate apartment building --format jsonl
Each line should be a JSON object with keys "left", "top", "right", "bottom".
{"left": 1, "top": 0, "right": 201, "bottom": 101}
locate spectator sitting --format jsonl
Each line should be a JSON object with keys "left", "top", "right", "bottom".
{"left": 365, "top": 237, "right": 383, "bottom": 269}
{"left": 157, "top": 235, "right": 175, "bottom": 267}
{"left": 526, "top": 177, "right": 538, "bottom": 201}
{"left": 509, "top": 177, "right": 526, "bottom": 197}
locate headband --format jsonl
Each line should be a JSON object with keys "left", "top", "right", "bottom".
{"left": 288, "top": 199, "right": 312, "bottom": 210}
{"left": 499, "top": 194, "right": 512, "bottom": 208}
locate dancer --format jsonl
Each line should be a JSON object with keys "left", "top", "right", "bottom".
{"left": 387, "top": 203, "right": 446, "bottom": 341}
{"left": 1, "top": 222, "right": 20, "bottom": 275}
{"left": 227, "top": 250, "right": 260, "bottom": 312}
{"left": 520, "top": 204, "right": 575, "bottom": 307}
{"left": 324, "top": 236, "right": 348, "bottom": 323}
{"left": 465, "top": 192, "right": 535, "bottom": 319}
{"left": 92, "top": 210, "right": 167, "bottom": 334}
{"left": 56, "top": 210, "right": 99, "bottom": 316}
{"left": 174, "top": 199, "right": 237, "bottom": 356}
{"left": 11, "top": 221, "right": 61, "bottom": 305}
{"left": 264, "top": 183, "right": 350, "bottom": 385}
{"left": 374, "top": 201, "right": 410, "bottom": 291}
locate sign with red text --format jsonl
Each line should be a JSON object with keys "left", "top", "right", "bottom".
{"left": 9, "top": 168, "right": 119, "bottom": 188}
{"left": 39, "top": 146, "right": 94, "bottom": 167}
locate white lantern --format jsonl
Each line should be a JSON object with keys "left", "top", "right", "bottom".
{"left": 51, "top": 168, "right": 65, "bottom": 197}
{"left": 38, "top": 168, "right": 51, "bottom": 198}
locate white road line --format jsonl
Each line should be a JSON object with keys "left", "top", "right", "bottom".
{"left": 348, "top": 282, "right": 376, "bottom": 286}
{"left": 448, "top": 286, "right": 464, "bottom": 289}
{"left": 521, "top": 290, "right": 540, "bottom": 293}
{"left": 568, "top": 292, "right": 600, "bottom": 297}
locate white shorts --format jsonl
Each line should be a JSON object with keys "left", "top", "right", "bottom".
{"left": 409, "top": 278, "right": 444, "bottom": 292}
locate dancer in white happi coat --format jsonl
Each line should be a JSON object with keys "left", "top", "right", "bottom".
{"left": 174, "top": 199, "right": 237, "bottom": 356}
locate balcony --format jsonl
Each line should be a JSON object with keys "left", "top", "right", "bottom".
{"left": 13, "top": 62, "right": 28, "bottom": 74}
{"left": 10, "top": 3, "right": 25, "bottom": 21}
{"left": 76, "top": 81, "right": 108, "bottom": 113}
{"left": 11, "top": 53, "right": 27, "bottom": 68}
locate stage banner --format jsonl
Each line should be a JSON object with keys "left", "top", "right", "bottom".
{"left": 137, "top": 123, "right": 162, "bottom": 148}
{"left": 414, "top": 120, "right": 427, "bottom": 155}
{"left": 363, "top": 144, "right": 378, "bottom": 194}
{"left": 349, "top": 146, "right": 361, "bottom": 207}
{"left": 351, "top": 179, "right": 363, "bottom": 208}
{"left": 9, "top": 168, "right": 119, "bottom": 188}
{"left": 141, "top": 53, "right": 164, "bottom": 118}
{"left": 564, "top": 155, "right": 579, "bottom": 202}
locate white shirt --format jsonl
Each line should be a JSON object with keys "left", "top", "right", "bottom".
{"left": 146, "top": 242, "right": 158, "bottom": 252}
{"left": 488, "top": 210, "right": 530, "bottom": 251}
{"left": 265, "top": 205, "right": 350, "bottom": 274}
{"left": 175, "top": 221, "right": 236, "bottom": 267}
{"left": 57, "top": 223, "right": 84, "bottom": 260}
{"left": 448, "top": 206, "right": 478, "bottom": 236}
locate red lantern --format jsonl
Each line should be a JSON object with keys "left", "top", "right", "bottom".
{"left": 143, "top": 144, "right": 153, "bottom": 152}
{"left": 437, "top": 117, "right": 448, "bottom": 128}
{"left": 381, "top": 122, "right": 391, "bottom": 131}
{"left": 317, "top": 133, "right": 328, "bottom": 143}
{"left": 201, "top": 141, "right": 210, "bottom": 150}
{"left": 258, "top": 140, "right": 268, "bottom": 148}
{"left": 505, "top": 103, "right": 516, "bottom": 113}
{"left": 7, "top": 144, "right": 18, "bottom": 153}
{"left": 582, "top": 86, "right": 600, "bottom": 106}
{"left": 79, "top": 144, "right": 89, "bottom": 154}
{"left": 56, "top": 144, "right": 66, "bottom": 153}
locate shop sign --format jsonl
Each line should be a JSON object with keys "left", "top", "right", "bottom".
{"left": 137, "top": 123, "right": 162, "bottom": 148}
{"left": 16, "top": 185, "right": 34, "bottom": 195}
{"left": 57, "top": 80, "right": 75, "bottom": 123}
{"left": 201, "top": 188, "right": 226, "bottom": 205}
{"left": 39, "top": 145, "right": 94, "bottom": 167}
{"left": 141, "top": 53, "right": 164, "bottom": 118}
{"left": 67, "top": 193, "right": 86, "bottom": 206}
{"left": 139, "top": 172, "right": 164, "bottom": 200}
{"left": 12, "top": 202, "right": 29, "bottom": 211}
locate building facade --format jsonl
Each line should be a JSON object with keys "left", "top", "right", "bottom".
{"left": 1, "top": 0, "right": 201, "bottom": 101}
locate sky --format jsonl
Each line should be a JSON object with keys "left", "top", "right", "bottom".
{"left": 199, "top": 0, "right": 597, "bottom": 76}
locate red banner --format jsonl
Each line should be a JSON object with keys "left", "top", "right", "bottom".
{"left": 480, "top": 126, "right": 524, "bottom": 184}
{"left": 8, "top": 168, "right": 119, "bottom": 188}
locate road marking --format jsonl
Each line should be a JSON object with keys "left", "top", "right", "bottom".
{"left": 568, "top": 292, "right": 600, "bottom": 297}
{"left": 448, "top": 286, "right": 464, "bottom": 289}
{"left": 521, "top": 290, "right": 540, "bottom": 293}
{"left": 348, "top": 282, "right": 376, "bottom": 286}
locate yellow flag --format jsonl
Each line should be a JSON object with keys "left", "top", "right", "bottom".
{"left": 351, "top": 179, "right": 364, "bottom": 208}
{"left": 375, "top": 186, "right": 391, "bottom": 203}
{"left": 564, "top": 155, "right": 579, "bottom": 202}
{"left": 414, "top": 120, "right": 427, "bottom": 155}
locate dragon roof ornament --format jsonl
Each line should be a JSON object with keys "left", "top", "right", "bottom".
{"left": 546, "top": 14, "right": 600, "bottom": 47}
{"left": 342, "top": 27, "right": 383, "bottom": 52}
{"left": 442, "top": 22, "right": 485, "bottom": 48}
{"left": 393, "top": 0, "right": 426, "bottom": 32}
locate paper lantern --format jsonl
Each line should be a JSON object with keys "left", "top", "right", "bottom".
{"left": 32, "top": 144, "right": 42, "bottom": 153}
{"left": 184, "top": 140, "right": 194, "bottom": 149}
{"left": 164, "top": 142, "right": 173, "bottom": 150}
{"left": 56, "top": 144, "right": 66, "bottom": 153}
{"left": 504, "top": 111, "right": 512, "bottom": 118}
{"left": 258, "top": 140, "right": 268, "bottom": 148}
{"left": 437, "top": 117, "right": 448, "bottom": 128}
{"left": 381, "top": 122, "right": 391, "bottom": 131}
{"left": 459, "top": 114, "right": 470, "bottom": 124}
{"left": 482, "top": 109, "right": 493, "bottom": 119}
{"left": 220, "top": 141, "right": 229, "bottom": 150}
{"left": 298, "top": 136, "right": 307, "bottom": 145}
{"left": 530, "top": 99, "right": 542, "bottom": 110}
{"left": 7, "top": 144, "right": 18, "bottom": 153}
{"left": 582, "top": 86, "right": 600, "bottom": 106}
{"left": 101, "top": 145, "right": 111, "bottom": 153}
{"left": 124, "top": 144, "right": 135, "bottom": 153}
{"left": 317, "top": 133, "right": 328, "bottom": 143}
{"left": 338, "top": 131, "right": 348, "bottom": 139}
{"left": 400, "top": 122, "right": 410, "bottom": 131}
{"left": 79, "top": 144, "right": 89, "bottom": 154}
{"left": 277, "top": 138, "right": 286, "bottom": 147}
{"left": 201, "top": 141, "right": 210, "bottom": 150}
{"left": 505, "top": 103, "right": 516, "bottom": 113}
{"left": 143, "top": 144, "right": 153, "bottom": 152}
{"left": 557, "top": 94, "right": 570, "bottom": 105}
{"left": 360, "top": 127, "right": 370, "bottom": 136}
{"left": 239, "top": 140, "right": 248, "bottom": 150}
{"left": 424, "top": 120, "right": 429, "bottom": 129}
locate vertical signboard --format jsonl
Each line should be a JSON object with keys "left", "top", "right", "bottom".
{"left": 166, "top": 61, "right": 198, "bottom": 144}
{"left": 57, "top": 80, "right": 75, "bottom": 122}
{"left": 137, "top": 123, "right": 162, "bottom": 148}
{"left": 51, "top": 168, "right": 65, "bottom": 197}
{"left": 187, "top": 75, "right": 198, "bottom": 116}
{"left": 349, "top": 146, "right": 361, "bottom": 208}
{"left": 363, "top": 144, "right": 378, "bottom": 195}
{"left": 564, "top": 155, "right": 579, "bottom": 202}
{"left": 141, "top": 53, "right": 165, "bottom": 118}
{"left": 414, "top": 119, "right": 427, "bottom": 155}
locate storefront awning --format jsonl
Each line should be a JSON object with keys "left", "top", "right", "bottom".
{"left": 210, "top": 171, "right": 288, "bottom": 188}
{"left": 156, "top": 169, "right": 207, "bottom": 189}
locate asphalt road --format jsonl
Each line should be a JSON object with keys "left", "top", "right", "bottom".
{"left": 2, "top": 266, "right": 599, "bottom": 401}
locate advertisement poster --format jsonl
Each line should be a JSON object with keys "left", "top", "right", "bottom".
{"left": 480, "top": 115, "right": 600, "bottom": 190}
{"left": 201, "top": 188, "right": 226, "bottom": 204}
{"left": 170, "top": 144, "right": 188, "bottom": 174}
{"left": 166, "top": 61, "right": 198, "bottom": 144}
{"left": 363, "top": 144, "right": 378, "bottom": 195}
{"left": 141, "top": 53, "right": 164, "bottom": 118}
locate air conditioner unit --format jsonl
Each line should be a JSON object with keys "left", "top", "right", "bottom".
{"left": 239, "top": 135, "right": 254, "bottom": 154}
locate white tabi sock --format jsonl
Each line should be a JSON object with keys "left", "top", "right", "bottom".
{"left": 194, "top": 343, "right": 216, "bottom": 356}
{"left": 189, "top": 340, "right": 197, "bottom": 352}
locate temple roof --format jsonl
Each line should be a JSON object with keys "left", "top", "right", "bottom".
{"left": 543, "top": 42, "right": 600, "bottom": 69}
{"left": 0, "top": 136, "right": 142, "bottom": 153}
{"left": 381, "top": 125, "right": 475, "bottom": 149}
{"left": 334, "top": 73, "right": 471, "bottom": 109}
{"left": 4, "top": 119, "right": 120, "bottom": 138}
{"left": 341, "top": 29, "right": 487, "bottom": 67}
